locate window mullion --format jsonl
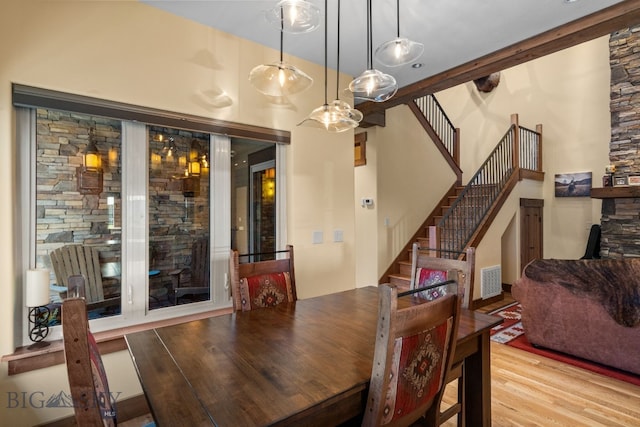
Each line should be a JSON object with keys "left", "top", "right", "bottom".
{"left": 121, "top": 121, "right": 148, "bottom": 318}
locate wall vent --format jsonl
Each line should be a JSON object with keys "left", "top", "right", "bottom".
{"left": 481, "top": 265, "right": 502, "bottom": 299}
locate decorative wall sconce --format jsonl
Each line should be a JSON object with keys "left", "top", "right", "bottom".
{"left": 77, "top": 127, "right": 103, "bottom": 195}
{"left": 263, "top": 168, "right": 276, "bottom": 199}
{"left": 188, "top": 139, "right": 203, "bottom": 176}
{"left": 188, "top": 160, "right": 201, "bottom": 176}
{"left": 25, "top": 269, "right": 51, "bottom": 349}
{"left": 182, "top": 176, "right": 200, "bottom": 198}
{"left": 161, "top": 136, "right": 176, "bottom": 159}
{"left": 183, "top": 139, "right": 203, "bottom": 197}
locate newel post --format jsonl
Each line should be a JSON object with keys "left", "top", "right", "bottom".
{"left": 536, "top": 123, "right": 543, "bottom": 172}
{"left": 453, "top": 127, "right": 461, "bottom": 167}
{"left": 511, "top": 113, "right": 520, "bottom": 169}
{"left": 427, "top": 226, "right": 441, "bottom": 257}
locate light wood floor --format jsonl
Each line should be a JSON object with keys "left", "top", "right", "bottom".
{"left": 440, "top": 295, "right": 640, "bottom": 426}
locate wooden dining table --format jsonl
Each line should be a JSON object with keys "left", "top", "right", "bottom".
{"left": 125, "top": 286, "right": 502, "bottom": 427}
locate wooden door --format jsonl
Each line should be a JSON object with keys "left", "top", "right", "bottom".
{"left": 520, "top": 199, "right": 543, "bottom": 270}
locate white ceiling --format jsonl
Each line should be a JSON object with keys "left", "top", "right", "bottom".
{"left": 141, "top": 0, "right": 622, "bottom": 89}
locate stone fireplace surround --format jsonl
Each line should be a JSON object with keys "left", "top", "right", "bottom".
{"left": 600, "top": 25, "right": 640, "bottom": 259}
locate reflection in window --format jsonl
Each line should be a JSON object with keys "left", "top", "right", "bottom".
{"left": 148, "top": 127, "right": 211, "bottom": 309}
{"left": 35, "top": 110, "right": 122, "bottom": 325}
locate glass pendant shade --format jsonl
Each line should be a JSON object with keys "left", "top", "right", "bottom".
{"left": 330, "top": 100, "right": 363, "bottom": 123}
{"left": 349, "top": 69, "right": 398, "bottom": 102}
{"left": 375, "top": 37, "right": 424, "bottom": 67}
{"left": 299, "top": 103, "right": 359, "bottom": 133}
{"left": 348, "top": 0, "right": 398, "bottom": 103}
{"left": 249, "top": 61, "right": 313, "bottom": 97}
{"left": 265, "top": 0, "right": 321, "bottom": 33}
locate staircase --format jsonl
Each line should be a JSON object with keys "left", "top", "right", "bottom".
{"left": 387, "top": 184, "right": 467, "bottom": 290}
{"left": 382, "top": 98, "right": 544, "bottom": 298}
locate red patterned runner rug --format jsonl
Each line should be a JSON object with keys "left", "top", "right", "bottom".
{"left": 489, "top": 303, "right": 640, "bottom": 387}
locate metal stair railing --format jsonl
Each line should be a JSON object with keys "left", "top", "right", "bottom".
{"left": 436, "top": 125, "right": 517, "bottom": 257}
{"left": 413, "top": 94, "right": 457, "bottom": 159}
{"left": 519, "top": 126, "right": 541, "bottom": 171}
{"left": 433, "top": 119, "right": 542, "bottom": 257}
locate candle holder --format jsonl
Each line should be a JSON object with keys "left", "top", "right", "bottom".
{"left": 27, "top": 306, "right": 50, "bottom": 349}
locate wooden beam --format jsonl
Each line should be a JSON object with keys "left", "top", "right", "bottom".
{"left": 359, "top": 110, "right": 386, "bottom": 128}
{"left": 358, "top": 0, "right": 640, "bottom": 118}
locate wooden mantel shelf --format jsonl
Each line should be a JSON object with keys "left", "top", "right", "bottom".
{"left": 590, "top": 186, "right": 640, "bottom": 199}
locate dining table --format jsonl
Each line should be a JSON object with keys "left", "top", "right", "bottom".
{"left": 124, "top": 286, "right": 502, "bottom": 426}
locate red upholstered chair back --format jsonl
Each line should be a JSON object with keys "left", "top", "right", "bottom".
{"left": 229, "top": 245, "right": 296, "bottom": 311}
{"left": 410, "top": 242, "right": 475, "bottom": 309}
{"left": 62, "top": 277, "right": 117, "bottom": 426}
{"left": 362, "top": 282, "right": 461, "bottom": 427}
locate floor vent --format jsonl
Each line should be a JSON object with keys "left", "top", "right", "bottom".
{"left": 481, "top": 265, "right": 502, "bottom": 299}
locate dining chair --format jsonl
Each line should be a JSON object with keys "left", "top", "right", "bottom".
{"left": 63, "top": 275, "right": 156, "bottom": 427}
{"left": 229, "top": 244, "right": 296, "bottom": 311}
{"left": 362, "top": 281, "right": 461, "bottom": 427}
{"left": 168, "top": 237, "right": 210, "bottom": 303}
{"left": 409, "top": 242, "right": 475, "bottom": 425}
{"left": 409, "top": 243, "right": 475, "bottom": 309}
{"left": 62, "top": 275, "right": 118, "bottom": 426}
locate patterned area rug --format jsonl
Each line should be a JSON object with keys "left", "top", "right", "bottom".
{"left": 489, "top": 302, "right": 524, "bottom": 344}
{"left": 489, "top": 302, "right": 640, "bottom": 386}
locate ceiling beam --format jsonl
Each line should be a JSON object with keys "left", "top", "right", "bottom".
{"left": 356, "top": 0, "right": 640, "bottom": 118}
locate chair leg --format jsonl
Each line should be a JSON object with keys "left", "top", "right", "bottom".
{"left": 439, "top": 361, "right": 464, "bottom": 426}
{"left": 456, "top": 363, "right": 465, "bottom": 427}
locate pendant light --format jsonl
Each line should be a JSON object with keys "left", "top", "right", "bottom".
{"left": 265, "top": 0, "right": 321, "bottom": 33}
{"left": 249, "top": 6, "right": 313, "bottom": 97}
{"left": 329, "top": 0, "right": 363, "bottom": 127}
{"left": 299, "top": 0, "right": 359, "bottom": 132}
{"left": 375, "top": 0, "right": 424, "bottom": 67}
{"left": 349, "top": 0, "right": 398, "bottom": 102}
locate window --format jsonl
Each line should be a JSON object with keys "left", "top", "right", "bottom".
{"left": 15, "top": 85, "right": 290, "bottom": 345}
{"left": 35, "top": 111, "right": 123, "bottom": 325}
{"left": 148, "top": 126, "right": 211, "bottom": 309}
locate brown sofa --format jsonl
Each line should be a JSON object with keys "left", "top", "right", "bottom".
{"left": 512, "top": 258, "right": 640, "bottom": 375}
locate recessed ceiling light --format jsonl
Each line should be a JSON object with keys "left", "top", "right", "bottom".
{"left": 564, "top": 0, "right": 579, "bottom": 3}
{"left": 411, "top": 63, "right": 423, "bottom": 69}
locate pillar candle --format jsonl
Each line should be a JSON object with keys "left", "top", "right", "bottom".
{"left": 25, "top": 269, "right": 50, "bottom": 307}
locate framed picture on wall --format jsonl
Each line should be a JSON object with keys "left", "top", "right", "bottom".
{"left": 614, "top": 176, "right": 628, "bottom": 186}
{"left": 554, "top": 172, "right": 592, "bottom": 197}
{"left": 628, "top": 175, "right": 640, "bottom": 186}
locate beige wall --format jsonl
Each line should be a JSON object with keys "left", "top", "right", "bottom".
{"left": 0, "top": 1, "right": 355, "bottom": 424}
{"left": 357, "top": 36, "right": 611, "bottom": 299}
{"left": 375, "top": 105, "right": 457, "bottom": 276}
{"left": 437, "top": 35, "right": 610, "bottom": 291}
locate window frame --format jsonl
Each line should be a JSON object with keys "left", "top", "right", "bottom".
{"left": 14, "top": 85, "right": 290, "bottom": 347}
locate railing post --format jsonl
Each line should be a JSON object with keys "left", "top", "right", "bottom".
{"left": 453, "top": 127, "right": 461, "bottom": 167}
{"left": 511, "top": 113, "right": 520, "bottom": 169}
{"left": 428, "top": 226, "right": 441, "bottom": 257}
{"left": 536, "top": 123, "right": 543, "bottom": 172}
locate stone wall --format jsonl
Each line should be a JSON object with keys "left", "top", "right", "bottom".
{"left": 36, "top": 109, "right": 123, "bottom": 273}
{"left": 35, "top": 111, "right": 210, "bottom": 291}
{"left": 601, "top": 26, "right": 640, "bottom": 258}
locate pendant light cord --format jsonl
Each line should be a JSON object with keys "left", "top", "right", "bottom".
{"left": 367, "top": 0, "right": 372, "bottom": 69}
{"left": 336, "top": 0, "right": 341, "bottom": 100}
{"left": 280, "top": 6, "right": 284, "bottom": 63}
{"left": 323, "top": 0, "right": 328, "bottom": 104}
{"left": 396, "top": 0, "right": 400, "bottom": 38}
